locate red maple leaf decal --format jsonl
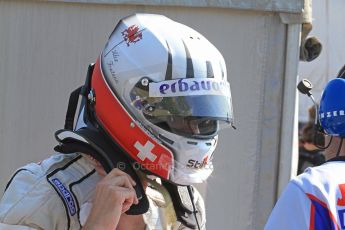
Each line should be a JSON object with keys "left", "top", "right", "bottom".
{"left": 121, "top": 25, "right": 143, "bottom": 46}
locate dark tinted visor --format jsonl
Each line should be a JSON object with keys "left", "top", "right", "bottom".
{"left": 129, "top": 78, "right": 233, "bottom": 138}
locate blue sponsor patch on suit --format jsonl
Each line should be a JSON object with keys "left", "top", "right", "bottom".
{"left": 52, "top": 178, "right": 76, "bottom": 216}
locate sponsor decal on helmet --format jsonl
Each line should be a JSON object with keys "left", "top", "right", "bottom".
{"left": 121, "top": 25, "right": 143, "bottom": 46}
{"left": 149, "top": 78, "right": 230, "bottom": 97}
{"left": 186, "top": 156, "right": 209, "bottom": 169}
{"left": 320, "top": 110, "right": 345, "bottom": 119}
{"left": 52, "top": 178, "right": 76, "bottom": 216}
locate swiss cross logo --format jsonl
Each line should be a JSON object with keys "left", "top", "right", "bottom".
{"left": 134, "top": 141, "right": 157, "bottom": 162}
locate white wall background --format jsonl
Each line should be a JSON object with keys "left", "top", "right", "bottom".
{"left": 298, "top": 0, "right": 345, "bottom": 122}
{"left": 0, "top": 1, "right": 303, "bottom": 229}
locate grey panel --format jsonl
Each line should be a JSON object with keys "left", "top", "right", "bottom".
{"left": 45, "top": 0, "right": 304, "bottom": 13}
{"left": 204, "top": 12, "right": 286, "bottom": 229}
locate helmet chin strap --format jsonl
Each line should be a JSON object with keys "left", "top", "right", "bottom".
{"left": 336, "top": 137, "right": 344, "bottom": 157}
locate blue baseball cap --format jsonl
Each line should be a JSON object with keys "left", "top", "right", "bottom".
{"left": 319, "top": 78, "right": 345, "bottom": 137}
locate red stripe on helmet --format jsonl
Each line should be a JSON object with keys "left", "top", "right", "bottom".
{"left": 91, "top": 57, "right": 173, "bottom": 179}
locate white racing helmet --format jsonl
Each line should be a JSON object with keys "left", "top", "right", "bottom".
{"left": 90, "top": 13, "right": 234, "bottom": 185}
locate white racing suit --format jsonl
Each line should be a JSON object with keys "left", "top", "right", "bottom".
{"left": 265, "top": 158, "right": 345, "bottom": 230}
{"left": 0, "top": 153, "right": 206, "bottom": 230}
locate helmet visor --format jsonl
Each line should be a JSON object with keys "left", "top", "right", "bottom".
{"left": 130, "top": 78, "right": 233, "bottom": 138}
